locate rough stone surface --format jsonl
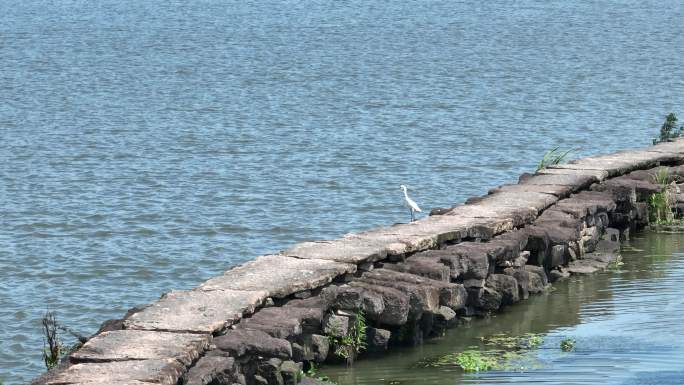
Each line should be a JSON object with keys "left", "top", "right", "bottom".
{"left": 433, "top": 306, "right": 458, "bottom": 330}
{"left": 214, "top": 329, "right": 292, "bottom": 359}
{"left": 280, "top": 360, "right": 300, "bottom": 385}
{"left": 538, "top": 166, "right": 610, "bottom": 181}
{"left": 488, "top": 183, "right": 573, "bottom": 199}
{"left": 322, "top": 313, "right": 350, "bottom": 338}
{"left": 124, "top": 289, "right": 266, "bottom": 333}
{"left": 447, "top": 204, "right": 535, "bottom": 230}
{"left": 519, "top": 173, "right": 597, "bottom": 192}
{"left": 486, "top": 274, "right": 520, "bottom": 305}
{"left": 182, "top": 353, "right": 238, "bottom": 385}
{"left": 367, "top": 327, "right": 391, "bottom": 351}
{"left": 70, "top": 330, "right": 210, "bottom": 367}
{"left": 44, "top": 359, "right": 185, "bottom": 385}
{"left": 442, "top": 243, "right": 491, "bottom": 280}
{"left": 200, "top": 255, "right": 355, "bottom": 298}
{"left": 347, "top": 282, "right": 410, "bottom": 325}
{"left": 361, "top": 269, "right": 466, "bottom": 310}
{"left": 466, "top": 191, "right": 559, "bottom": 215}
{"left": 524, "top": 265, "right": 549, "bottom": 287}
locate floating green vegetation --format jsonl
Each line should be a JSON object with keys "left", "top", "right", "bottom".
{"left": 537, "top": 147, "right": 575, "bottom": 171}
{"left": 301, "top": 362, "right": 336, "bottom": 384}
{"left": 560, "top": 338, "right": 576, "bottom": 352}
{"left": 480, "top": 333, "right": 544, "bottom": 350}
{"left": 416, "top": 332, "right": 545, "bottom": 372}
{"left": 653, "top": 113, "right": 683, "bottom": 145}
{"left": 328, "top": 311, "right": 367, "bottom": 366}
{"left": 607, "top": 255, "right": 625, "bottom": 270}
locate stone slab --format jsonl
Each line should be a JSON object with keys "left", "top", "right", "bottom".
{"left": 519, "top": 173, "right": 597, "bottom": 192}
{"left": 283, "top": 237, "right": 389, "bottom": 264}
{"left": 539, "top": 167, "right": 610, "bottom": 181}
{"left": 560, "top": 149, "right": 684, "bottom": 176}
{"left": 124, "top": 289, "right": 266, "bottom": 333}
{"left": 647, "top": 139, "right": 684, "bottom": 154}
{"left": 200, "top": 255, "right": 355, "bottom": 298}
{"left": 488, "top": 183, "right": 573, "bottom": 199}
{"left": 214, "top": 329, "right": 292, "bottom": 359}
{"left": 352, "top": 215, "right": 475, "bottom": 251}
{"left": 44, "top": 359, "right": 184, "bottom": 385}
{"left": 465, "top": 191, "right": 559, "bottom": 214}
{"left": 445, "top": 203, "right": 534, "bottom": 230}
{"left": 285, "top": 215, "right": 478, "bottom": 264}
{"left": 70, "top": 330, "right": 211, "bottom": 367}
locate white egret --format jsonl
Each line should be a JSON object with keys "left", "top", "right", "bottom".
{"left": 400, "top": 185, "right": 422, "bottom": 222}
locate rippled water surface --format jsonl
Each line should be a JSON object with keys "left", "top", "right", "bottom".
{"left": 322, "top": 232, "right": 684, "bottom": 385}
{"left": 2, "top": 0, "right": 684, "bottom": 383}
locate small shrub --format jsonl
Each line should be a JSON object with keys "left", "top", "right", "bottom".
{"left": 649, "top": 168, "right": 678, "bottom": 224}
{"left": 653, "top": 113, "right": 683, "bottom": 145}
{"left": 42, "top": 311, "right": 64, "bottom": 370}
{"left": 537, "top": 147, "right": 574, "bottom": 171}
{"left": 560, "top": 338, "right": 575, "bottom": 352}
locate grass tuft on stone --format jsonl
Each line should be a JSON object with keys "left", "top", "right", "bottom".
{"left": 537, "top": 147, "right": 574, "bottom": 171}
{"left": 328, "top": 310, "right": 367, "bottom": 366}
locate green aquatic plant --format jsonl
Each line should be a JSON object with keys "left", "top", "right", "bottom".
{"left": 42, "top": 311, "right": 64, "bottom": 370}
{"left": 418, "top": 349, "right": 500, "bottom": 371}
{"left": 537, "top": 147, "right": 574, "bottom": 171}
{"left": 653, "top": 113, "right": 683, "bottom": 145}
{"left": 480, "top": 333, "right": 544, "bottom": 350}
{"left": 328, "top": 311, "right": 367, "bottom": 365}
{"left": 301, "top": 362, "right": 336, "bottom": 384}
{"left": 607, "top": 255, "right": 625, "bottom": 270}
{"left": 560, "top": 338, "right": 575, "bottom": 352}
{"left": 649, "top": 168, "right": 677, "bottom": 224}
{"left": 454, "top": 350, "right": 499, "bottom": 372}
{"left": 417, "top": 332, "right": 545, "bottom": 372}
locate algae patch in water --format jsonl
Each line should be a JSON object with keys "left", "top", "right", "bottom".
{"left": 415, "top": 333, "right": 545, "bottom": 372}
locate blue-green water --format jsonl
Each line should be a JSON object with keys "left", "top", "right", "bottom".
{"left": 322, "top": 232, "right": 684, "bottom": 385}
{"left": 1, "top": 1, "right": 684, "bottom": 383}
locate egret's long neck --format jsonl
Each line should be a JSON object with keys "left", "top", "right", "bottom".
{"left": 402, "top": 189, "right": 409, "bottom": 198}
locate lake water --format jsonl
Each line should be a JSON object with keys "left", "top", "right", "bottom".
{"left": 1, "top": 0, "right": 684, "bottom": 383}
{"left": 321, "top": 232, "right": 684, "bottom": 385}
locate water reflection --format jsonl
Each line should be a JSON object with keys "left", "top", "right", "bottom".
{"left": 322, "top": 232, "right": 684, "bottom": 385}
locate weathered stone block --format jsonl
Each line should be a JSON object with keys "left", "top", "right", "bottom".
{"left": 485, "top": 274, "right": 519, "bottom": 305}
{"left": 200, "top": 255, "right": 355, "bottom": 299}
{"left": 214, "top": 329, "right": 292, "bottom": 359}
{"left": 433, "top": 306, "right": 458, "bottom": 330}
{"left": 43, "top": 359, "right": 185, "bottom": 385}
{"left": 182, "top": 352, "right": 239, "bottom": 385}
{"left": 502, "top": 267, "right": 529, "bottom": 300}
{"left": 70, "top": 330, "right": 210, "bottom": 367}
{"left": 323, "top": 313, "right": 350, "bottom": 338}
{"left": 280, "top": 361, "right": 300, "bottom": 385}
{"left": 367, "top": 327, "right": 391, "bottom": 352}
{"left": 124, "top": 289, "right": 266, "bottom": 334}
{"left": 524, "top": 265, "right": 548, "bottom": 287}
{"left": 258, "top": 358, "right": 284, "bottom": 385}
